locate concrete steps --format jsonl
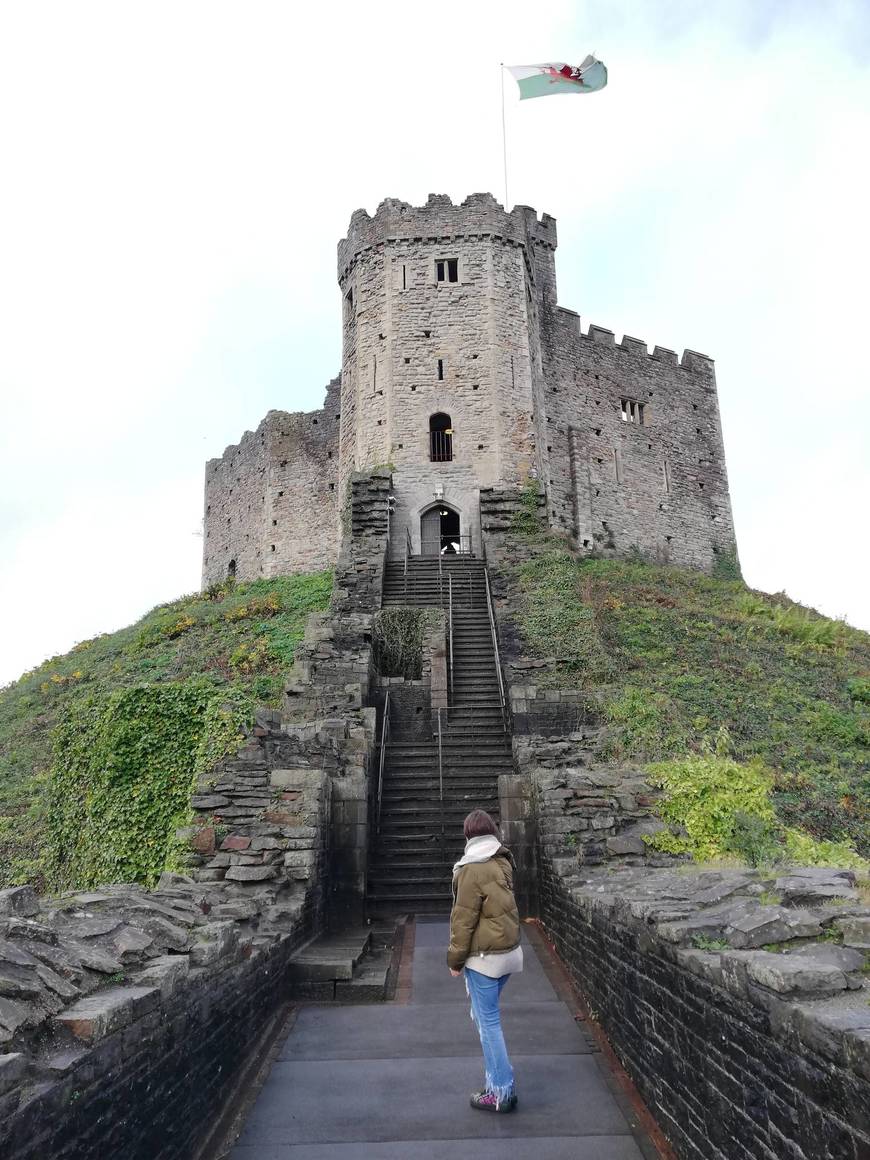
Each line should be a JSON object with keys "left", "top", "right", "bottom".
{"left": 369, "top": 556, "right": 511, "bottom": 918}
{"left": 288, "top": 923, "right": 402, "bottom": 1002}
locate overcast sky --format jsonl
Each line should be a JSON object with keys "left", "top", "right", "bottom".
{"left": 1, "top": 0, "right": 868, "bottom": 687}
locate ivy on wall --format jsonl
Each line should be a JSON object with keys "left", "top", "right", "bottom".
{"left": 45, "top": 680, "right": 253, "bottom": 890}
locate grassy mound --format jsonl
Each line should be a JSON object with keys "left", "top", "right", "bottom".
{"left": 512, "top": 549, "right": 869, "bottom": 857}
{"left": 0, "top": 572, "right": 332, "bottom": 889}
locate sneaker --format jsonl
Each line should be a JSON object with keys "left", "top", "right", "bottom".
{"left": 470, "top": 1090, "right": 517, "bottom": 1113}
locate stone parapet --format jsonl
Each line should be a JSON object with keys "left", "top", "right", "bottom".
{"left": 539, "top": 858, "right": 870, "bottom": 1160}
{"left": 337, "top": 192, "right": 557, "bottom": 277}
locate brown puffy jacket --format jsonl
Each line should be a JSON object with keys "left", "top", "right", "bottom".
{"left": 447, "top": 846, "right": 520, "bottom": 970}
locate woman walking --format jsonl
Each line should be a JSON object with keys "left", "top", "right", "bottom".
{"left": 447, "top": 808, "right": 523, "bottom": 1113}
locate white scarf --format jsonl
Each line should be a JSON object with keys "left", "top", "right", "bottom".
{"left": 452, "top": 834, "right": 502, "bottom": 875}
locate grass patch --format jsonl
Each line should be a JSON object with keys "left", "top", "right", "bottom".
{"left": 511, "top": 546, "right": 870, "bottom": 857}
{"left": 0, "top": 571, "right": 332, "bottom": 889}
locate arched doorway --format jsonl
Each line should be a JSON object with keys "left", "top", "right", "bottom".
{"left": 420, "top": 503, "right": 461, "bottom": 556}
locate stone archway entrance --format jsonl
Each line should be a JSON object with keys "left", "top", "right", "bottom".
{"left": 420, "top": 504, "right": 461, "bottom": 556}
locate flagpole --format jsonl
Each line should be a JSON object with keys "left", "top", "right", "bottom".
{"left": 500, "top": 62, "right": 509, "bottom": 209}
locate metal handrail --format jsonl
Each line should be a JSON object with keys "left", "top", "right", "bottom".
{"left": 436, "top": 707, "right": 446, "bottom": 861}
{"left": 419, "top": 535, "right": 473, "bottom": 556}
{"left": 376, "top": 691, "right": 391, "bottom": 833}
{"left": 448, "top": 575, "right": 454, "bottom": 702}
{"left": 404, "top": 529, "right": 412, "bottom": 602}
{"left": 484, "top": 569, "right": 508, "bottom": 727}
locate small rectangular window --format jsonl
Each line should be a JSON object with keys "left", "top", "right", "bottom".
{"left": 436, "top": 258, "right": 459, "bottom": 283}
{"left": 437, "top": 358, "right": 444, "bottom": 381}
{"left": 620, "top": 398, "right": 644, "bottom": 425}
{"left": 613, "top": 447, "right": 623, "bottom": 484}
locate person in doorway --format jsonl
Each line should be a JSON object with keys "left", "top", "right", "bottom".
{"left": 447, "top": 809, "right": 523, "bottom": 1112}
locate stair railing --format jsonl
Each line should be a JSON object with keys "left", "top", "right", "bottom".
{"left": 448, "top": 574, "right": 454, "bottom": 702}
{"left": 404, "top": 528, "right": 412, "bottom": 602}
{"left": 376, "top": 691, "right": 391, "bottom": 834}
{"left": 436, "top": 706, "right": 446, "bottom": 862}
{"left": 484, "top": 568, "right": 508, "bottom": 729}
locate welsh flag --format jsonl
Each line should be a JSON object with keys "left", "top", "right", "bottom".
{"left": 507, "top": 56, "right": 608, "bottom": 100}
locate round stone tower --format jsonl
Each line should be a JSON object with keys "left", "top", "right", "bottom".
{"left": 336, "top": 192, "right": 558, "bottom": 555}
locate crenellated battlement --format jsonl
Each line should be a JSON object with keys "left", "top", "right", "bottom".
{"left": 555, "top": 307, "right": 714, "bottom": 373}
{"left": 337, "top": 192, "right": 557, "bottom": 277}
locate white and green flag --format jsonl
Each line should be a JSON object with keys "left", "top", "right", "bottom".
{"left": 507, "top": 56, "right": 608, "bottom": 100}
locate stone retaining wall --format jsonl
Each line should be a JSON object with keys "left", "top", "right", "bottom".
{"left": 539, "top": 856, "right": 870, "bottom": 1160}
{"left": 0, "top": 749, "right": 327, "bottom": 1160}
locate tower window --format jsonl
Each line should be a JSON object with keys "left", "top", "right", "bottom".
{"left": 435, "top": 258, "right": 459, "bottom": 283}
{"left": 621, "top": 399, "right": 644, "bottom": 424}
{"left": 429, "top": 412, "right": 453, "bottom": 462}
{"left": 344, "top": 287, "right": 354, "bottom": 322}
{"left": 437, "top": 358, "right": 444, "bottom": 381}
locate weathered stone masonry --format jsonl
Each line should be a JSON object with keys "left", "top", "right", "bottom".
{"left": 202, "top": 192, "right": 737, "bottom": 587}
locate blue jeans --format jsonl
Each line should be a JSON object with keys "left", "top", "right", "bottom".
{"left": 465, "top": 967, "right": 515, "bottom": 1105}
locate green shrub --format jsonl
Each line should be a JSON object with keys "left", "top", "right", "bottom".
{"left": 644, "top": 751, "right": 866, "bottom": 869}
{"left": 372, "top": 607, "right": 440, "bottom": 680}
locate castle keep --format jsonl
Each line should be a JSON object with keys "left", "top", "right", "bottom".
{"left": 202, "top": 192, "right": 735, "bottom": 584}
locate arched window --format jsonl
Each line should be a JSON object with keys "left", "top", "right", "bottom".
{"left": 227, "top": 559, "right": 237, "bottom": 579}
{"left": 429, "top": 413, "right": 453, "bottom": 462}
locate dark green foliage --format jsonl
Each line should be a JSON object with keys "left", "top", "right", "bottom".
{"left": 513, "top": 548, "right": 870, "bottom": 855}
{"left": 373, "top": 607, "right": 440, "bottom": 680}
{"left": 510, "top": 478, "right": 546, "bottom": 537}
{"left": 0, "top": 572, "right": 332, "bottom": 888}
{"left": 45, "top": 683, "right": 254, "bottom": 890}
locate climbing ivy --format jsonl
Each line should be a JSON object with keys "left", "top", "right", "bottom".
{"left": 44, "top": 680, "right": 253, "bottom": 890}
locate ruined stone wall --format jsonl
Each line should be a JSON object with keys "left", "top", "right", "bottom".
{"left": 202, "top": 378, "right": 340, "bottom": 588}
{"left": 542, "top": 310, "right": 736, "bottom": 571}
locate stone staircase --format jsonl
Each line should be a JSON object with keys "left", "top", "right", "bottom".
{"left": 287, "top": 921, "right": 403, "bottom": 1001}
{"left": 367, "top": 556, "right": 513, "bottom": 915}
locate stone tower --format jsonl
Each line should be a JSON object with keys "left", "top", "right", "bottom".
{"left": 202, "top": 193, "right": 736, "bottom": 586}
{"left": 336, "top": 192, "right": 556, "bottom": 556}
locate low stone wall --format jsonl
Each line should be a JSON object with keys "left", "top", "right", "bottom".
{"left": 539, "top": 857, "right": 870, "bottom": 1160}
{"left": 0, "top": 809, "right": 324, "bottom": 1159}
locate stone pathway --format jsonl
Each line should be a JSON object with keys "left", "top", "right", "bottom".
{"left": 229, "top": 920, "right": 656, "bottom": 1159}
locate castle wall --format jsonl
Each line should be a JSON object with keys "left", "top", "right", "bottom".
{"left": 203, "top": 193, "right": 738, "bottom": 583}
{"left": 202, "top": 380, "right": 340, "bottom": 588}
{"left": 542, "top": 310, "right": 736, "bottom": 571}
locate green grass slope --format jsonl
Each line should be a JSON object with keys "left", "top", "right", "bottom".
{"left": 512, "top": 549, "right": 869, "bottom": 858}
{"left": 0, "top": 572, "right": 332, "bottom": 889}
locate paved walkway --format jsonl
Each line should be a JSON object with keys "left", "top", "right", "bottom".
{"left": 229, "top": 920, "right": 654, "bottom": 1159}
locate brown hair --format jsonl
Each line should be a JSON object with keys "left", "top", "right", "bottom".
{"left": 463, "top": 809, "right": 499, "bottom": 840}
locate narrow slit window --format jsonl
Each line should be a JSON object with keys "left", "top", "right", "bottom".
{"left": 435, "top": 258, "right": 459, "bottom": 283}
{"left": 402, "top": 264, "right": 407, "bottom": 290}
{"left": 344, "top": 287, "right": 354, "bottom": 322}
{"left": 613, "top": 447, "right": 623, "bottom": 484}
{"left": 437, "top": 358, "right": 444, "bottom": 381}
{"left": 663, "top": 459, "right": 671, "bottom": 493}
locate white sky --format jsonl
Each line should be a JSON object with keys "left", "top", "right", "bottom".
{"left": 1, "top": 0, "right": 869, "bottom": 687}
